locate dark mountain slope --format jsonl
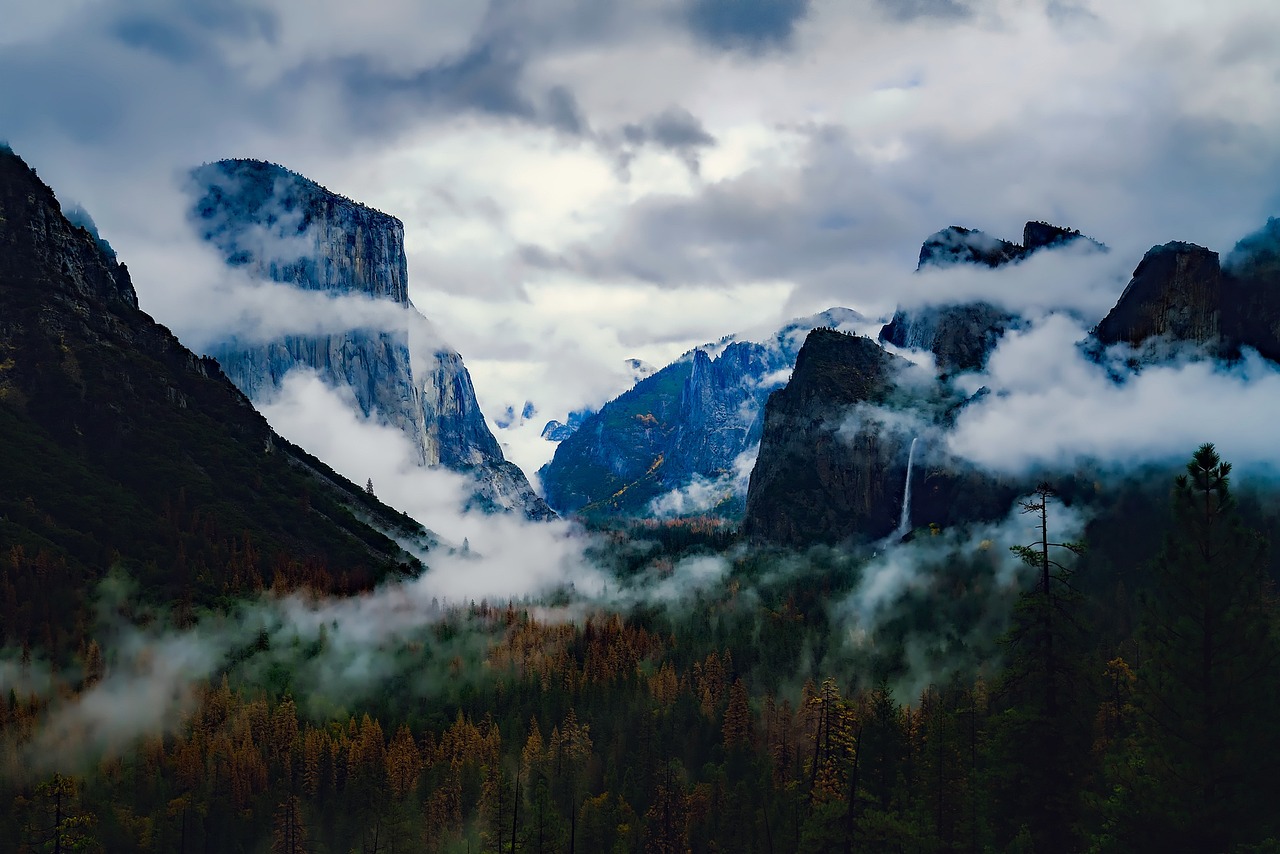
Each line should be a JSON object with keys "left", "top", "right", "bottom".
{"left": 0, "top": 147, "right": 428, "bottom": 650}
{"left": 741, "top": 330, "right": 910, "bottom": 544}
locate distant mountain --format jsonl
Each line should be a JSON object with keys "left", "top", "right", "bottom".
{"left": 0, "top": 147, "right": 430, "bottom": 648}
{"left": 1092, "top": 219, "right": 1280, "bottom": 363}
{"left": 541, "top": 408, "right": 594, "bottom": 443}
{"left": 188, "top": 159, "right": 553, "bottom": 520}
{"left": 538, "top": 308, "right": 863, "bottom": 519}
{"left": 882, "top": 221, "right": 1106, "bottom": 372}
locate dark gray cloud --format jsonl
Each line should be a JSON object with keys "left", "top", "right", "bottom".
{"left": 684, "top": 0, "right": 811, "bottom": 52}
{"left": 110, "top": 1, "right": 278, "bottom": 64}
{"left": 617, "top": 106, "right": 717, "bottom": 175}
{"left": 517, "top": 101, "right": 1280, "bottom": 322}
{"left": 545, "top": 85, "right": 589, "bottom": 135}
{"left": 326, "top": 41, "right": 537, "bottom": 129}
{"left": 875, "top": 0, "right": 971, "bottom": 23}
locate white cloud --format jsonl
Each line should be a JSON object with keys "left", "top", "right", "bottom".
{"left": 948, "top": 314, "right": 1280, "bottom": 474}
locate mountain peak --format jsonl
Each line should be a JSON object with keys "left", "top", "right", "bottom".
{"left": 190, "top": 159, "right": 409, "bottom": 304}
{"left": 0, "top": 146, "right": 429, "bottom": 613}
{"left": 0, "top": 148, "right": 139, "bottom": 311}
{"left": 917, "top": 220, "right": 1104, "bottom": 271}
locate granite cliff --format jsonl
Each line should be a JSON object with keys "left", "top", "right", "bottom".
{"left": 741, "top": 330, "right": 1012, "bottom": 545}
{"left": 189, "top": 160, "right": 552, "bottom": 519}
{"left": 1093, "top": 219, "right": 1280, "bottom": 363}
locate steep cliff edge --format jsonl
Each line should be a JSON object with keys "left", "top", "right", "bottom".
{"left": 1092, "top": 242, "right": 1224, "bottom": 353}
{"left": 0, "top": 147, "right": 428, "bottom": 623}
{"left": 1092, "top": 219, "right": 1280, "bottom": 362}
{"left": 189, "top": 159, "right": 552, "bottom": 519}
{"left": 742, "top": 330, "right": 910, "bottom": 544}
{"left": 741, "top": 329, "right": 1013, "bottom": 545}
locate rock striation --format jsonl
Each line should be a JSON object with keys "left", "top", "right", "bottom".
{"left": 189, "top": 159, "right": 552, "bottom": 519}
{"left": 1092, "top": 220, "right": 1280, "bottom": 363}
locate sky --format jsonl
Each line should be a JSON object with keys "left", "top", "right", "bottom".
{"left": 3, "top": 0, "right": 1280, "bottom": 480}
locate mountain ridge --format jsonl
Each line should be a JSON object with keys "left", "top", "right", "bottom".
{"left": 0, "top": 146, "right": 431, "bottom": 648}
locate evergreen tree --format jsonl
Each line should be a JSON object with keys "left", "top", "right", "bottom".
{"left": 992, "top": 483, "right": 1088, "bottom": 854}
{"left": 18, "top": 773, "right": 99, "bottom": 853}
{"left": 1120, "top": 444, "right": 1279, "bottom": 851}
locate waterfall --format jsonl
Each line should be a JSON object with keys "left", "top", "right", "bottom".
{"left": 896, "top": 437, "right": 919, "bottom": 539}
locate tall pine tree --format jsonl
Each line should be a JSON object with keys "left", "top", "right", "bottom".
{"left": 1120, "top": 444, "right": 1279, "bottom": 852}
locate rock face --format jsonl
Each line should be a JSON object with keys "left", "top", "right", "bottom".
{"left": 917, "top": 225, "right": 1024, "bottom": 269}
{"left": 741, "top": 329, "right": 1014, "bottom": 545}
{"left": 743, "top": 330, "right": 911, "bottom": 543}
{"left": 539, "top": 308, "right": 862, "bottom": 518}
{"left": 189, "top": 159, "right": 552, "bottom": 519}
{"left": 1092, "top": 242, "right": 1224, "bottom": 353}
{"left": 0, "top": 146, "right": 428, "bottom": 604}
{"left": 1090, "top": 220, "right": 1280, "bottom": 364}
{"left": 884, "top": 221, "right": 1104, "bottom": 372}
{"left": 1223, "top": 217, "right": 1280, "bottom": 362}
{"left": 880, "top": 302, "right": 1022, "bottom": 373}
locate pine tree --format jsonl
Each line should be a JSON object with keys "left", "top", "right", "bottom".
{"left": 19, "top": 773, "right": 98, "bottom": 853}
{"left": 272, "top": 794, "right": 308, "bottom": 854}
{"left": 1122, "top": 444, "right": 1280, "bottom": 851}
{"left": 993, "top": 483, "right": 1088, "bottom": 854}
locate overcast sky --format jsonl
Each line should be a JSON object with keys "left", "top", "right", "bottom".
{"left": 4, "top": 0, "right": 1280, "bottom": 478}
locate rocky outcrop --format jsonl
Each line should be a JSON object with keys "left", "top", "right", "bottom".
{"left": 880, "top": 302, "right": 1023, "bottom": 373}
{"left": 0, "top": 146, "right": 429, "bottom": 601}
{"left": 189, "top": 159, "right": 552, "bottom": 520}
{"left": 539, "top": 308, "right": 862, "bottom": 518}
{"left": 1223, "top": 218, "right": 1280, "bottom": 362}
{"left": 917, "top": 225, "right": 1024, "bottom": 270}
{"left": 742, "top": 329, "right": 1014, "bottom": 546}
{"left": 1092, "top": 242, "right": 1224, "bottom": 353}
{"left": 1091, "top": 220, "right": 1280, "bottom": 363}
{"left": 541, "top": 408, "right": 593, "bottom": 442}
{"left": 884, "top": 221, "right": 1104, "bottom": 371}
{"left": 743, "top": 330, "right": 910, "bottom": 543}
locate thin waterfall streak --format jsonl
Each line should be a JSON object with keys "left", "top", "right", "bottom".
{"left": 897, "top": 437, "right": 919, "bottom": 539}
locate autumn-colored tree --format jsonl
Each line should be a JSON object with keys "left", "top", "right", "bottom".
{"left": 722, "top": 677, "right": 752, "bottom": 752}
{"left": 643, "top": 761, "right": 688, "bottom": 854}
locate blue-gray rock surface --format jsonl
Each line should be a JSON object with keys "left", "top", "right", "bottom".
{"left": 538, "top": 308, "right": 863, "bottom": 519}
{"left": 189, "top": 159, "right": 553, "bottom": 520}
